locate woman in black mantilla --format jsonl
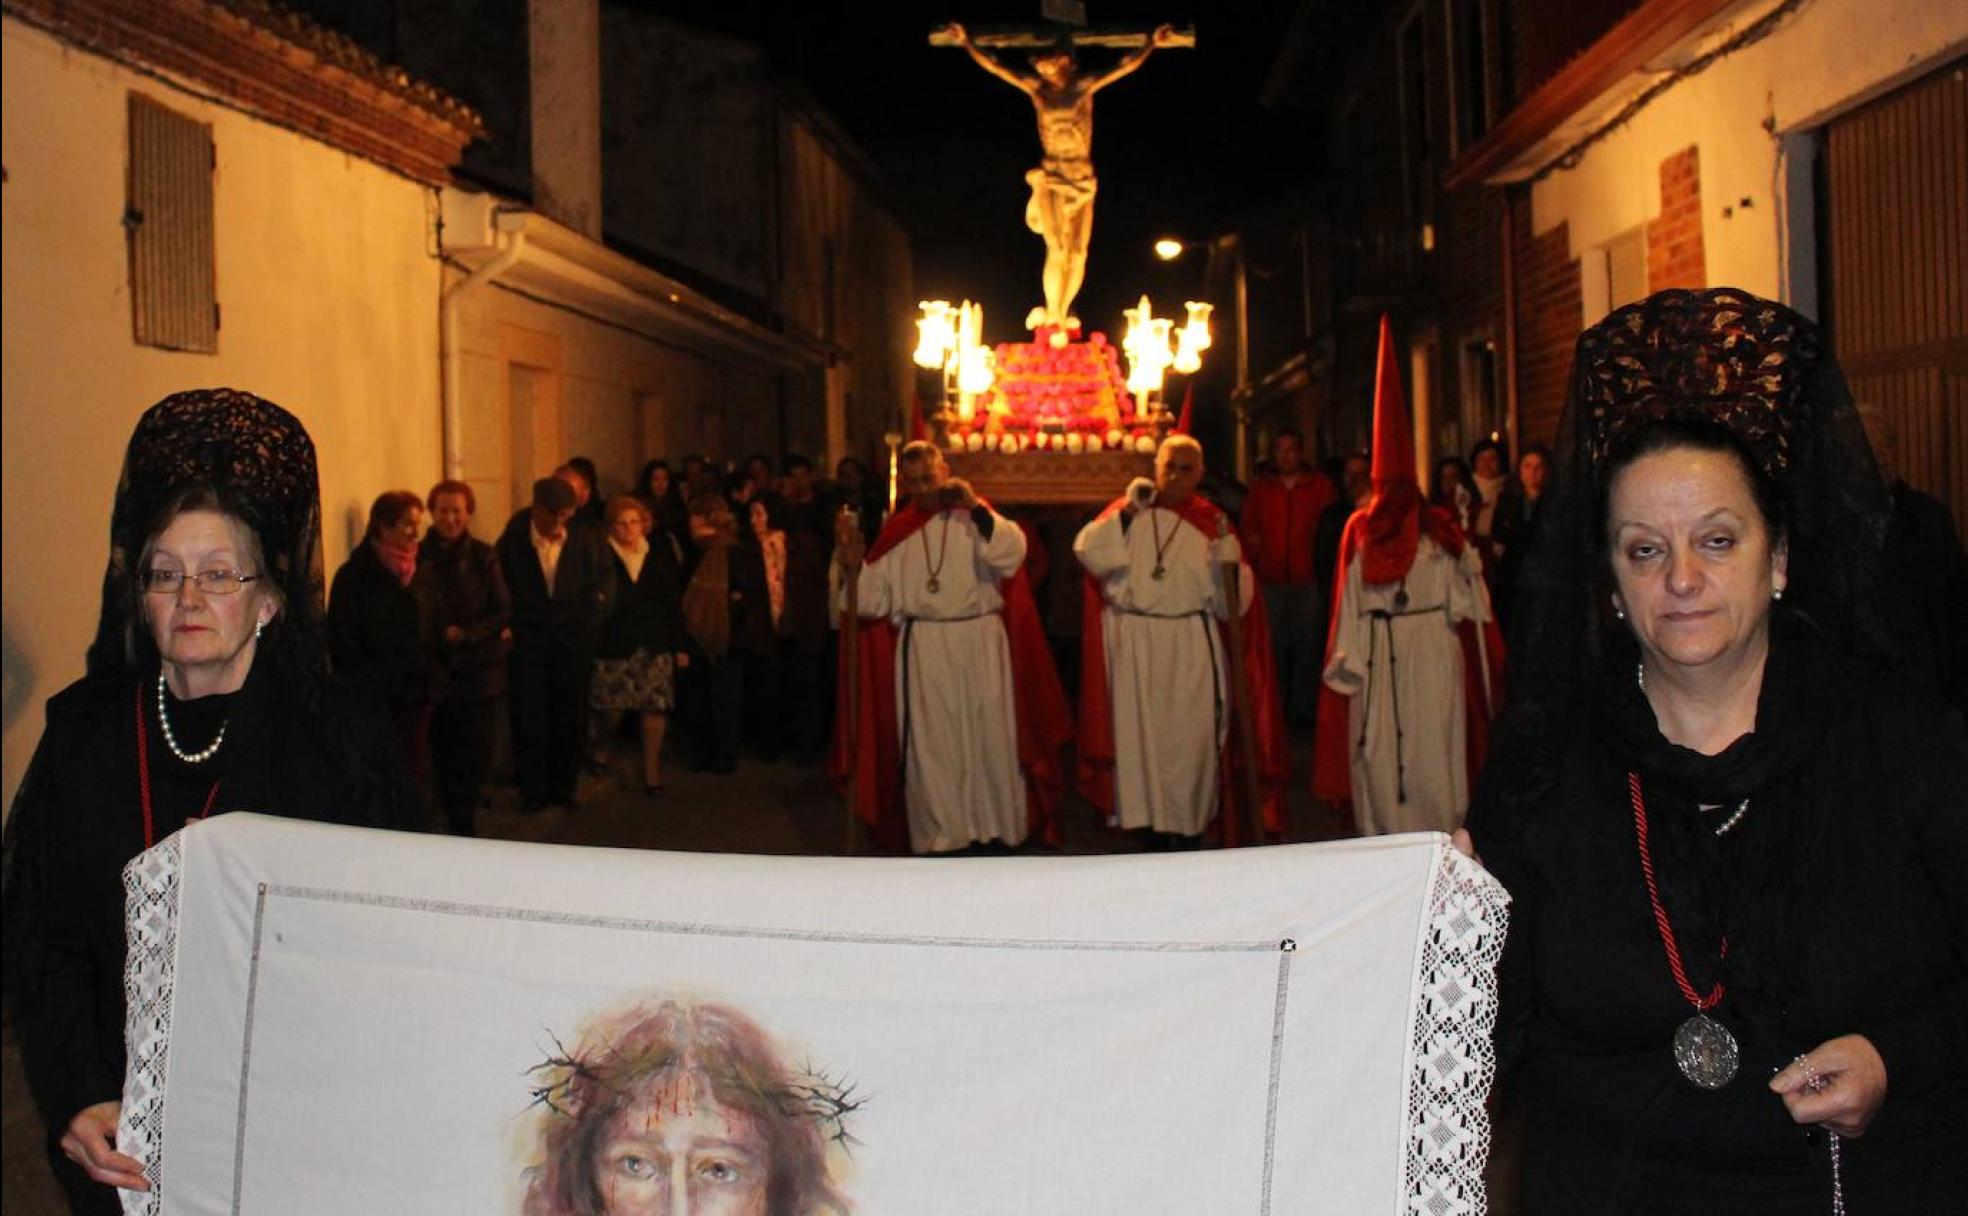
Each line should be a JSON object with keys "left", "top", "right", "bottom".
{"left": 1466, "top": 290, "right": 1966, "bottom": 1212}
{"left": 0, "top": 389, "right": 422, "bottom": 1212}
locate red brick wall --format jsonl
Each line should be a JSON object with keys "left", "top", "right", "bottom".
{"left": 1510, "top": 0, "right": 1637, "bottom": 102}
{"left": 10, "top": 0, "right": 480, "bottom": 186}
{"left": 1647, "top": 145, "right": 1707, "bottom": 291}
{"left": 1510, "top": 194, "right": 1582, "bottom": 447}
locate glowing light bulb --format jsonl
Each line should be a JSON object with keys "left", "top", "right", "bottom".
{"left": 914, "top": 300, "right": 956, "bottom": 369}
{"left": 957, "top": 344, "right": 995, "bottom": 396}
{"left": 1182, "top": 301, "right": 1213, "bottom": 353}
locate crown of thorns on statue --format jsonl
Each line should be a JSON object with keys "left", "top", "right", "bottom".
{"left": 1577, "top": 288, "right": 1823, "bottom": 484}
{"left": 525, "top": 1023, "right": 866, "bottom": 1151}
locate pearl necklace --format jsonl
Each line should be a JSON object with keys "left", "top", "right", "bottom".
{"left": 156, "top": 672, "right": 228, "bottom": 764}
{"left": 1709, "top": 798, "right": 1752, "bottom": 836}
{"left": 1637, "top": 660, "right": 1751, "bottom": 837}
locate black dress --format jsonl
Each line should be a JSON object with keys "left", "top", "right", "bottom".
{"left": 2, "top": 660, "right": 418, "bottom": 1213}
{"left": 420, "top": 530, "right": 511, "bottom": 834}
{"left": 327, "top": 541, "right": 433, "bottom": 772}
{"left": 1881, "top": 480, "right": 1968, "bottom": 718}
{"left": 1475, "top": 625, "right": 1968, "bottom": 1213}
{"left": 1488, "top": 487, "right": 1542, "bottom": 633}
{"left": 326, "top": 542, "right": 431, "bottom": 713}
{"left": 676, "top": 542, "right": 769, "bottom": 773}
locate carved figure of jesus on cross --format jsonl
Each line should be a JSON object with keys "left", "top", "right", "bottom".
{"left": 934, "top": 20, "right": 1193, "bottom": 341}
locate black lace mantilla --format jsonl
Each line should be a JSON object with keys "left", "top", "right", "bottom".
{"left": 88, "top": 388, "right": 326, "bottom": 678}
{"left": 1578, "top": 288, "right": 1821, "bottom": 484}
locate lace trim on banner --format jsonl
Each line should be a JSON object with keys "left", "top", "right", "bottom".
{"left": 119, "top": 831, "right": 185, "bottom": 1215}
{"left": 1404, "top": 844, "right": 1510, "bottom": 1216}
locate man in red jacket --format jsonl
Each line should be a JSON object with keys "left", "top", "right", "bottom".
{"left": 1240, "top": 429, "right": 1334, "bottom": 724}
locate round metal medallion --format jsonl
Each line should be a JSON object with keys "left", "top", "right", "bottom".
{"left": 1151, "top": 564, "right": 1166, "bottom": 580}
{"left": 1673, "top": 1013, "right": 1740, "bottom": 1090}
{"left": 925, "top": 577, "right": 940, "bottom": 594}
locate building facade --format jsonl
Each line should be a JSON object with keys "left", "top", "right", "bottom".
{"left": 1253, "top": 0, "right": 1965, "bottom": 535}
{"left": 1, "top": 0, "right": 477, "bottom": 809}
{"left": 1459, "top": 0, "right": 1966, "bottom": 533}
{"left": 404, "top": 2, "right": 917, "bottom": 528}
{"left": 0, "top": 0, "right": 915, "bottom": 810}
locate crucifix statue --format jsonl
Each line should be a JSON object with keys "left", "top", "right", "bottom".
{"left": 934, "top": 20, "right": 1192, "bottom": 341}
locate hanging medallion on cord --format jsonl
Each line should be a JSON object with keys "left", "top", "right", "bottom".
{"left": 921, "top": 515, "right": 951, "bottom": 594}
{"left": 1148, "top": 507, "right": 1178, "bottom": 581}
{"left": 1630, "top": 771, "right": 1740, "bottom": 1089}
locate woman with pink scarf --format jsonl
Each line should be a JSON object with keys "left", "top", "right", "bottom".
{"left": 328, "top": 490, "right": 435, "bottom": 785}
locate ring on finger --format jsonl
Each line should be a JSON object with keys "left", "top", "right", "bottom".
{"left": 1793, "top": 1053, "right": 1829, "bottom": 1093}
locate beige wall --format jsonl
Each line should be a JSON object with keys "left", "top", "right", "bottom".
{"left": 451, "top": 283, "right": 783, "bottom": 525}
{"left": 1528, "top": 0, "right": 1967, "bottom": 320}
{"left": 1, "top": 18, "right": 445, "bottom": 811}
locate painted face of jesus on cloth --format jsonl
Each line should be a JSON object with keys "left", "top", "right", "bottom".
{"left": 592, "top": 1072, "right": 769, "bottom": 1216}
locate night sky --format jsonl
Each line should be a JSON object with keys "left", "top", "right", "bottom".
{"left": 650, "top": 2, "right": 1316, "bottom": 350}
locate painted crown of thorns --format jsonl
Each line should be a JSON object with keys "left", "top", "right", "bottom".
{"left": 527, "top": 1029, "right": 865, "bottom": 1151}
{"left": 1577, "top": 288, "right": 1823, "bottom": 484}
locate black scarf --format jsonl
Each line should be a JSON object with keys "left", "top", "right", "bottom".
{"left": 1592, "top": 611, "right": 1834, "bottom": 805}
{"left": 1589, "top": 610, "right": 1844, "bottom": 1035}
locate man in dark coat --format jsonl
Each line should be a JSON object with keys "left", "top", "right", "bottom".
{"left": 497, "top": 477, "right": 614, "bottom": 810}
{"left": 1862, "top": 404, "right": 1968, "bottom": 716}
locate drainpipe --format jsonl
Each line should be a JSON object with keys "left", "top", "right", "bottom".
{"left": 1228, "top": 233, "right": 1251, "bottom": 483}
{"left": 1500, "top": 189, "right": 1520, "bottom": 451}
{"left": 440, "top": 212, "right": 528, "bottom": 481}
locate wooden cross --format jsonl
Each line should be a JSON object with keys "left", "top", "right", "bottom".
{"left": 928, "top": 23, "right": 1196, "bottom": 52}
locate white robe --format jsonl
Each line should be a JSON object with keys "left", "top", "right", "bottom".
{"left": 1075, "top": 508, "right": 1254, "bottom": 836}
{"left": 852, "top": 508, "right": 1028, "bottom": 853}
{"left": 1322, "top": 536, "right": 1489, "bottom": 835}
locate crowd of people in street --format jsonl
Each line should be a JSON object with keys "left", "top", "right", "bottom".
{"left": 304, "top": 327, "right": 1961, "bottom": 858}
{"left": 5, "top": 288, "right": 1966, "bottom": 1214}
{"left": 298, "top": 418, "right": 1549, "bottom": 850}
{"left": 315, "top": 451, "right": 891, "bottom": 828}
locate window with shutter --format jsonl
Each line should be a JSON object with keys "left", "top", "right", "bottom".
{"left": 126, "top": 93, "right": 218, "bottom": 353}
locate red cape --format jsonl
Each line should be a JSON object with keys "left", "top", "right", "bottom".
{"left": 1311, "top": 505, "right": 1507, "bottom": 808}
{"left": 1076, "top": 495, "right": 1290, "bottom": 844}
{"left": 829, "top": 500, "right": 1073, "bottom": 852}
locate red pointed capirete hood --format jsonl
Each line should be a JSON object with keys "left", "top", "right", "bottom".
{"left": 1359, "top": 315, "right": 1426, "bottom": 584}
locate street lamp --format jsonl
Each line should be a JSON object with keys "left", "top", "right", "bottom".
{"left": 1122, "top": 295, "right": 1213, "bottom": 418}
{"left": 1150, "top": 234, "right": 1250, "bottom": 479}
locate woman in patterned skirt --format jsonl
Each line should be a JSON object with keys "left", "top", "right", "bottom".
{"left": 591, "top": 496, "right": 687, "bottom": 794}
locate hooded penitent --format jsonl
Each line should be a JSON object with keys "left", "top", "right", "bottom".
{"left": 1075, "top": 487, "right": 1291, "bottom": 843}
{"left": 1313, "top": 317, "right": 1505, "bottom": 808}
{"left": 1357, "top": 314, "right": 1465, "bottom": 584}
{"left": 829, "top": 497, "right": 1073, "bottom": 852}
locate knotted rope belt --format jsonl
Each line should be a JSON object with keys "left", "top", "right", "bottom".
{"left": 1356, "top": 602, "right": 1447, "bottom": 805}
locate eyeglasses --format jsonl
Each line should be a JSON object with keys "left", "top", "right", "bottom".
{"left": 140, "top": 568, "right": 260, "bottom": 595}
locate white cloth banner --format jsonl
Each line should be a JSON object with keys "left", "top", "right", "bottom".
{"left": 117, "top": 815, "right": 1507, "bottom": 1214}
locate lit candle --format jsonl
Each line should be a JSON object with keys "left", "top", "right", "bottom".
{"left": 884, "top": 431, "right": 902, "bottom": 514}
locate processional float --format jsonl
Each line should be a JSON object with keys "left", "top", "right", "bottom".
{"left": 915, "top": 18, "right": 1210, "bottom": 505}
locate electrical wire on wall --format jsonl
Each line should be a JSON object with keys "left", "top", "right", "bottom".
{"left": 1531, "top": 0, "right": 1812, "bottom": 185}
